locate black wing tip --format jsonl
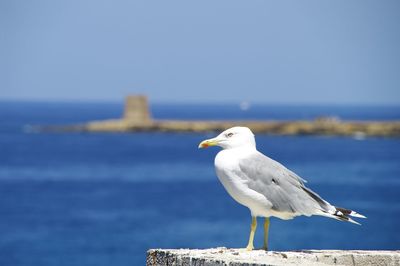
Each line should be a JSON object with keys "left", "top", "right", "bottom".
{"left": 333, "top": 206, "right": 366, "bottom": 225}
{"left": 335, "top": 207, "right": 367, "bottom": 219}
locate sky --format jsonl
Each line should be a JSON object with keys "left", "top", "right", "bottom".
{"left": 1, "top": 0, "right": 400, "bottom": 104}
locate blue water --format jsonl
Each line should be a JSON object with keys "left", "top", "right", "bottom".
{"left": 0, "top": 102, "right": 400, "bottom": 266}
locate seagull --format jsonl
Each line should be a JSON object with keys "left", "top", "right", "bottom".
{"left": 198, "top": 126, "right": 365, "bottom": 251}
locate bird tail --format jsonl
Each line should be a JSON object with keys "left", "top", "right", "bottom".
{"left": 328, "top": 206, "right": 366, "bottom": 225}
{"left": 301, "top": 186, "right": 366, "bottom": 225}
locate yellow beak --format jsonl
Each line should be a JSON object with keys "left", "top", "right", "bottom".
{"left": 198, "top": 138, "right": 219, "bottom": 149}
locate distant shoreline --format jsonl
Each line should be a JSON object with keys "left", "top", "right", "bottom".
{"left": 39, "top": 118, "right": 400, "bottom": 138}
{"left": 31, "top": 96, "right": 400, "bottom": 137}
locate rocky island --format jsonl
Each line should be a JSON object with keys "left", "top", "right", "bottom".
{"left": 41, "top": 95, "right": 400, "bottom": 137}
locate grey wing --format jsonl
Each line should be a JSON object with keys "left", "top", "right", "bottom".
{"left": 238, "top": 151, "right": 333, "bottom": 216}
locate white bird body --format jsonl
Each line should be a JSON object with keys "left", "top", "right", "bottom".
{"left": 199, "top": 126, "right": 366, "bottom": 250}
{"left": 215, "top": 146, "right": 299, "bottom": 219}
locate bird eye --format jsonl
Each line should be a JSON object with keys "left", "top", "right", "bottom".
{"left": 227, "top": 133, "right": 234, "bottom": 137}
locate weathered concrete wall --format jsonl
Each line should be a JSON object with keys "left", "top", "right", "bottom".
{"left": 146, "top": 248, "right": 400, "bottom": 266}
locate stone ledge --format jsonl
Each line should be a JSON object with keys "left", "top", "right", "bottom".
{"left": 146, "top": 248, "right": 400, "bottom": 266}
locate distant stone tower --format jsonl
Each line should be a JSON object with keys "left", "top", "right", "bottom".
{"left": 123, "top": 95, "right": 152, "bottom": 124}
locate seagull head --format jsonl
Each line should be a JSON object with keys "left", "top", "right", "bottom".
{"left": 198, "top": 126, "right": 256, "bottom": 150}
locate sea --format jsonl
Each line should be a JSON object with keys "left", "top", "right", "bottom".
{"left": 0, "top": 101, "right": 399, "bottom": 266}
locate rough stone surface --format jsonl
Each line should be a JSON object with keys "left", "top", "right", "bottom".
{"left": 146, "top": 248, "right": 400, "bottom": 266}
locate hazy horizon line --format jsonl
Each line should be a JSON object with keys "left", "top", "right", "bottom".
{"left": 1, "top": 97, "right": 399, "bottom": 107}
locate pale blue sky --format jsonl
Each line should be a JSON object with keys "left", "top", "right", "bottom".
{"left": 1, "top": 0, "right": 399, "bottom": 104}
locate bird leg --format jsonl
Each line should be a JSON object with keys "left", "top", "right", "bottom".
{"left": 263, "top": 217, "right": 270, "bottom": 250}
{"left": 246, "top": 216, "right": 257, "bottom": 251}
